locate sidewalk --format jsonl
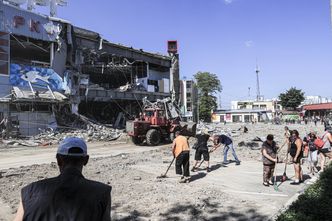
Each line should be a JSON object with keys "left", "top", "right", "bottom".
{"left": 133, "top": 159, "right": 313, "bottom": 219}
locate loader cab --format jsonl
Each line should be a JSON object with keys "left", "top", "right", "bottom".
{"left": 143, "top": 108, "right": 166, "bottom": 126}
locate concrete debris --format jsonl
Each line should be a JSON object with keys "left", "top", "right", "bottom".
{"left": 32, "top": 125, "right": 123, "bottom": 144}
{"left": 115, "top": 83, "right": 146, "bottom": 92}
{"left": 2, "top": 140, "right": 39, "bottom": 147}
{"left": 196, "top": 122, "right": 240, "bottom": 137}
{"left": 1, "top": 113, "right": 125, "bottom": 147}
{"left": 4, "top": 173, "right": 25, "bottom": 178}
{"left": 238, "top": 141, "right": 260, "bottom": 150}
{"left": 142, "top": 97, "right": 181, "bottom": 120}
{"left": 252, "top": 136, "right": 264, "bottom": 142}
{"left": 12, "top": 87, "right": 68, "bottom": 101}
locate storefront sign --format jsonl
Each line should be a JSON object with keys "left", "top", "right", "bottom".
{"left": 0, "top": 3, "right": 60, "bottom": 41}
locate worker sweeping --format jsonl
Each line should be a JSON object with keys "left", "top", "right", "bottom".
{"left": 191, "top": 128, "right": 211, "bottom": 172}
{"left": 210, "top": 134, "right": 241, "bottom": 165}
{"left": 261, "top": 134, "right": 278, "bottom": 187}
{"left": 172, "top": 131, "right": 190, "bottom": 183}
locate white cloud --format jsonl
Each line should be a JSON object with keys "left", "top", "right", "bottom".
{"left": 245, "top": 40, "right": 254, "bottom": 48}
{"left": 224, "top": 0, "right": 234, "bottom": 4}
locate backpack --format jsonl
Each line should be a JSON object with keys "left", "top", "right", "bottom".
{"left": 314, "top": 132, "right": 328, "bottom": 150}
{"left": 308, "top": 140, "right": 316, "bottom": 151}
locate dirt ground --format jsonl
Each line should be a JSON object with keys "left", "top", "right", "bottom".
{"left": 0, "top": 123, "right": 325, "bottom": 221}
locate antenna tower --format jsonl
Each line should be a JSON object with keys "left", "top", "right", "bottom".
{"left": 255, "top": 63, "right": 261, "bottom": 101}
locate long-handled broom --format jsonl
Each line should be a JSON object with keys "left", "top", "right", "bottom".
{"left": 276, "top": 141, "right": 288, "bottom": 182}
{"left": 273, "top": 167, "right": 278, "bottom": 191}
{"left": 282, "top": 151, "right": 289, "bottom": 182}
{"left": 273, "top": 141, "right": 288, "bottom": 191}
{"left": 273, "top": 154, "right": 279, "bottom": 191}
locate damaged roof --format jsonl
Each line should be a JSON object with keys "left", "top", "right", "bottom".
{"left": 73, "top": 26, "right": 172, "bottom": 65}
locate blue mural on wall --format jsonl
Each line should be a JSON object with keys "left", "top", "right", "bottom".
{"left": 10, "top": 63, "right": 66, "bottom": 91}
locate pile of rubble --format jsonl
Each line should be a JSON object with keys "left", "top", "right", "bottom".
{"left": 33, "top": 126, "right": 123, "bottom": 145}
{"left": 32, "top": 113, "right": 125, "bottom": 145}
{"left": 1, "top": 113, "right": 126, "bottom": 148}
{"left": 196, "top": 122, "right": 242, "bottom": 137}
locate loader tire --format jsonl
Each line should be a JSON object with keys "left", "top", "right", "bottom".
{"left": 146, "top": 129, "right": 161, "bottom": 146}
{"left": 131, "top": 136, "right": 143, "bottom": 145}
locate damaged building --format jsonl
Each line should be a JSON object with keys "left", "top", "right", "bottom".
{"left": 0, "top": 2, "right": 68, "bottom": 137}
{"left": 72, "top": 27, "right": 173, "bottom": 124}
{"left": 0, "top": 1, "right": 178, "bottom": 137}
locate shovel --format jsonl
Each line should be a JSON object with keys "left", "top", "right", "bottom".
{"left": 197, "top": 160, "right": 205, "bottom": 169}
{"left": 157, "top": 157, "right": 175, "bottom": 179}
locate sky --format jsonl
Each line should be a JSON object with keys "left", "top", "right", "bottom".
{"left": 33, "top": 0, "right": 332, "bottom": 108}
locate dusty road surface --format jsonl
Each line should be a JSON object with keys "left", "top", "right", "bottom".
{"left": 0, "top": 123, "right": 324, "bottom": 221}
{"left": 0, "top": 141, "right": 161, "bottom": 170}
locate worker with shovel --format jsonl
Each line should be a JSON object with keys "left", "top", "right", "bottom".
{"left": 172, "top": 131, "right": 190, "bottom": 183}
{"left": 261, "top": 134, "right": 278, "bottom": 187}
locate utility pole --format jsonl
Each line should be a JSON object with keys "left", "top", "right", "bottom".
{"left": 197, "top": 95, "right": 200, "bottom": 123}
{"left": 219, "top": 93, "right": 222, "bottom": 109}
{"left": 330, "top": 0, "right": 332, "bottom": 31}
{"left": 255, "top": 64, "right": 261, "bottom": 101}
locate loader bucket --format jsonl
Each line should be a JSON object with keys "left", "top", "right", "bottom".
{"left": 179, "top": 122, "right": 197, "bottom": 137}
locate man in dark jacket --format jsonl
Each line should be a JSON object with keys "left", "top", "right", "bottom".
{"left": 261, "top": 134, "right": 278, "bottom": 187}
{"left": 14, "top": 137, "right": 112, "bottom": 221}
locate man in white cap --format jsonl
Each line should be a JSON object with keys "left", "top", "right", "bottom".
{"left": 191, "top": 128, "right": 211, "bottom": 172}
{"left": 14, "top": 137, "right": 112, "bottom": 221}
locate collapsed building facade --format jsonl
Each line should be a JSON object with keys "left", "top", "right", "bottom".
{"left": 0, "top": 2, "right": 179, "bottom": 137}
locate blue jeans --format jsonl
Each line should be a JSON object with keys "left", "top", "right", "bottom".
{"left": 223, "top": 143, "right": 240, "bottom": 162}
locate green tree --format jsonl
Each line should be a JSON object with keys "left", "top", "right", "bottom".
{"left": 194, "top": 72, "right": 222, "bottom": 122}
{"left": 278, "top": 87, "right": 305, "bottom": 110}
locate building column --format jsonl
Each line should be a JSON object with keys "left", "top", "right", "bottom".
{"left": 170, "top": 54, "right": 180, "bottom": 104}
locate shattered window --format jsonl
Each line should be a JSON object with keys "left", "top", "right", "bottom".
{"left": 145, "top": 111, "right": 153, "bottom": 117}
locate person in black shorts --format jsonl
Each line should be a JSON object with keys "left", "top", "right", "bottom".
{"left": 191, "top": 129, "right": 211, "bottom": 172}
{"left": 289, "top": 130, "right": 303, "bottom": 185}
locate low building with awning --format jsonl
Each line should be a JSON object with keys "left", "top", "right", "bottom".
{"left": 302, "top": 103, "right": 332, "bottom": 118}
